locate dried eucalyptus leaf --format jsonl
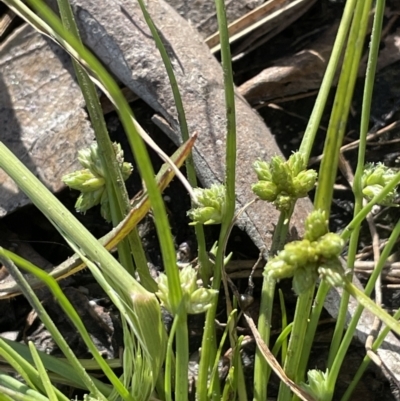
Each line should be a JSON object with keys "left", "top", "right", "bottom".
{"left": 0, "top": 24, "right": 94, "bottom": 216}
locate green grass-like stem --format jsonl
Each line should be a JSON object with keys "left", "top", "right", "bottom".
{"left": 341, "top": 170, "right": 400, "bottom": 242}
{"left": 295, "top": 0, "right": 375, "bottom": 388}
{"left": 0, "top": 339, "right": 112, "bottom": 394}
{"left": 0, "top": 376, "right": 48, "bottom": 401}
{"left": 0, "top": 251, "right": 114, "bottom": 401}
{"left": 0, "top": 345, "right": 41, "bottom": 395}
{"left": 343, "top": 279, "right": 400, "bottom": 334}
{"left": 278, "top": 289, "right": 289, "bottom": 364}
{"left": 341, "top": 307, "right": 400, "bottom": 401}
{"left": 254, "top": 209, "right": 291, "bottom": 401}
{"left": 277, "top": 287, "right": 315, "bottom": 401}
{"left": 299, "top": 0, "right": 358, "bottom": 161}
{"left": 197, "top": 0, "right": 237, "bottom": 398}
{"left": 56, "top": 0, "right": 150, "bottom": 283}
{"left": 134, "top": 0, "right": 210, "bottom": 284}
{"left": 28, "top": 343, "right": 58, "bottom": 401}
{"left": 315, "top": 0, "right": 372, "bottom": 214}
{"left": 327, "top": 0, "right": 385, "bottom": 369}
{"left": 326, "top": 216, "right": 400, "bottom": 398}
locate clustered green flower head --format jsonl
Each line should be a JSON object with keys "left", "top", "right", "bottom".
{"left": 62, "top": 142, "right": 132, "bottom": 221}
{"left": 361, "top": 162, "right": 398, "bottom": 205}
{"left": 301, "top": 369, "right": 330, "bottom": 401}
{"left": 264, "top": 210, "right": 345, "bottom": 295}
{"left": 156, "top": 265, "right": 218, "bottom": 315}
{"left": 252, "top": 152, "right": 317, "bottom": 212}
{"left": 187, "top": 184, "right": 226, "bottom": 225}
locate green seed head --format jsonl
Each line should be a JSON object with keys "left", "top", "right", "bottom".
{"left": 318, "top": 259, "right": 345, "bottom": 288}
{"left": 301, "top": 369, "right": 330, "bottom": 401}
{"left": 62, "top": 142, "right": 132, "bottom": 218}
{"left": 188, "top": 184, "right": 226, "bottom": 225}
{"left": 75, "top": 188, "right": 105, "bottom": 214}
{"left": 293, "top": 169, "right": 317, "bottom": 197}
{"left": 188, "top": 287, "right": 219, "bottom": 314}
{"left": 270, "top": 156, "right": 295, "bottom": 193}
{"left": 274, "top": 194, "right": 294, "bottom": 212}
{"left": 362, "top": 163, "right": 398, "bottom": 205}
{"left": 252, "top": 181, "right": 278, "bottom": 202}
{"left": 280, "top": 240, "right": 317, "bottom": 266}
{"left": 253, "top": 159, "right": 272, "bottom": 181}
{"left": 62, "top": 169, "right": 105, "bottom": 192}
{"left": 287, "top": 152, "right": 306, "bottom": 176}
{"left": 316, "top": 233, "right": 344, "bottom": 258}
{"left": 157, "top": 265, "right": 218, "bottom": 315}
{"left": 304, "top": 210, "right": 329, "bottom": 242}
{"left": 77, "top": 144, "right": 103, "bottom": 176}
{"left": 265, "top": 257, "right": 297, "bottom": 280}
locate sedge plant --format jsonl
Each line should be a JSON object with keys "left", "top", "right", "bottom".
{"left": 0, "top": 0, "right": 399, "bottom": 401}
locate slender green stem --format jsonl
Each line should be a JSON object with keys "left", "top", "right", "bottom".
{"left": 315, "top": 0, "right": 371, "bottom": 213}
{"left": 0, "top": 338, "right": 112, "bottom": 394}
{"left": 326, "top": 228, "right": 359, "bottom": 369}
{"left": 298, "top": 281, "right": 330, "bottom": 379}
{"left": 0, "top": 377, "right": 48, "bottom": 401}
{"left": 277, "top": 287, "right": 314, "bottom": 401}
{"left": 278, "top": 290, "right": 289, "bottom": 364}
{"left": 299, "top": 0, "right": 358, "bottom": 161}
{"left": 297, "top": 0, "right": 375, "bottom": 384}
{"left": 343, "top": 279, "right": 400, "bottom": 335}
{"left": 0, "top": 251, "right": 121, "bottom": 401}
{"left": 253, "top": 210, "right": 290, "bottom": 401}
{"left": 209, "top": 310, "right": 237, "bottom": 398}
{"left": 29, "top": 342, "right": 58, "bottom": 401}
{"left": 216, "top": 9, "right": 236, "bottom": 218}
{"left": 325, "top": 217, "right": 400, "bottom": 398}
{"left": 271, "top": 323, "right": 293, "bottom": 361}
{"left": 328, "top": 0, "right": 385, "bottom": 369}
{"left": 341, "top": 308, "right": 400, "bottom": 401}
{"left": 163, "top": 300, "right": 187, "bottom": 401}
{"left": 135, "top": 0, "right": 210, "bottom": 284}
{"left": 197, "top": 0, "right": 237, "bottom": 399}
{"left": 197, "top": 304, "right": 218, "bottom": 399}
{"left": 174, "top": 314, "right": 189, "bottom": 401}
{"left": 59, "top": 0, "right": 156, "bottom": 287}
{"left": 0, "top": 346, "right": 41, "bottom": 395}
{"left": 165, "top": 314, "right": 179, "bottom": 401}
